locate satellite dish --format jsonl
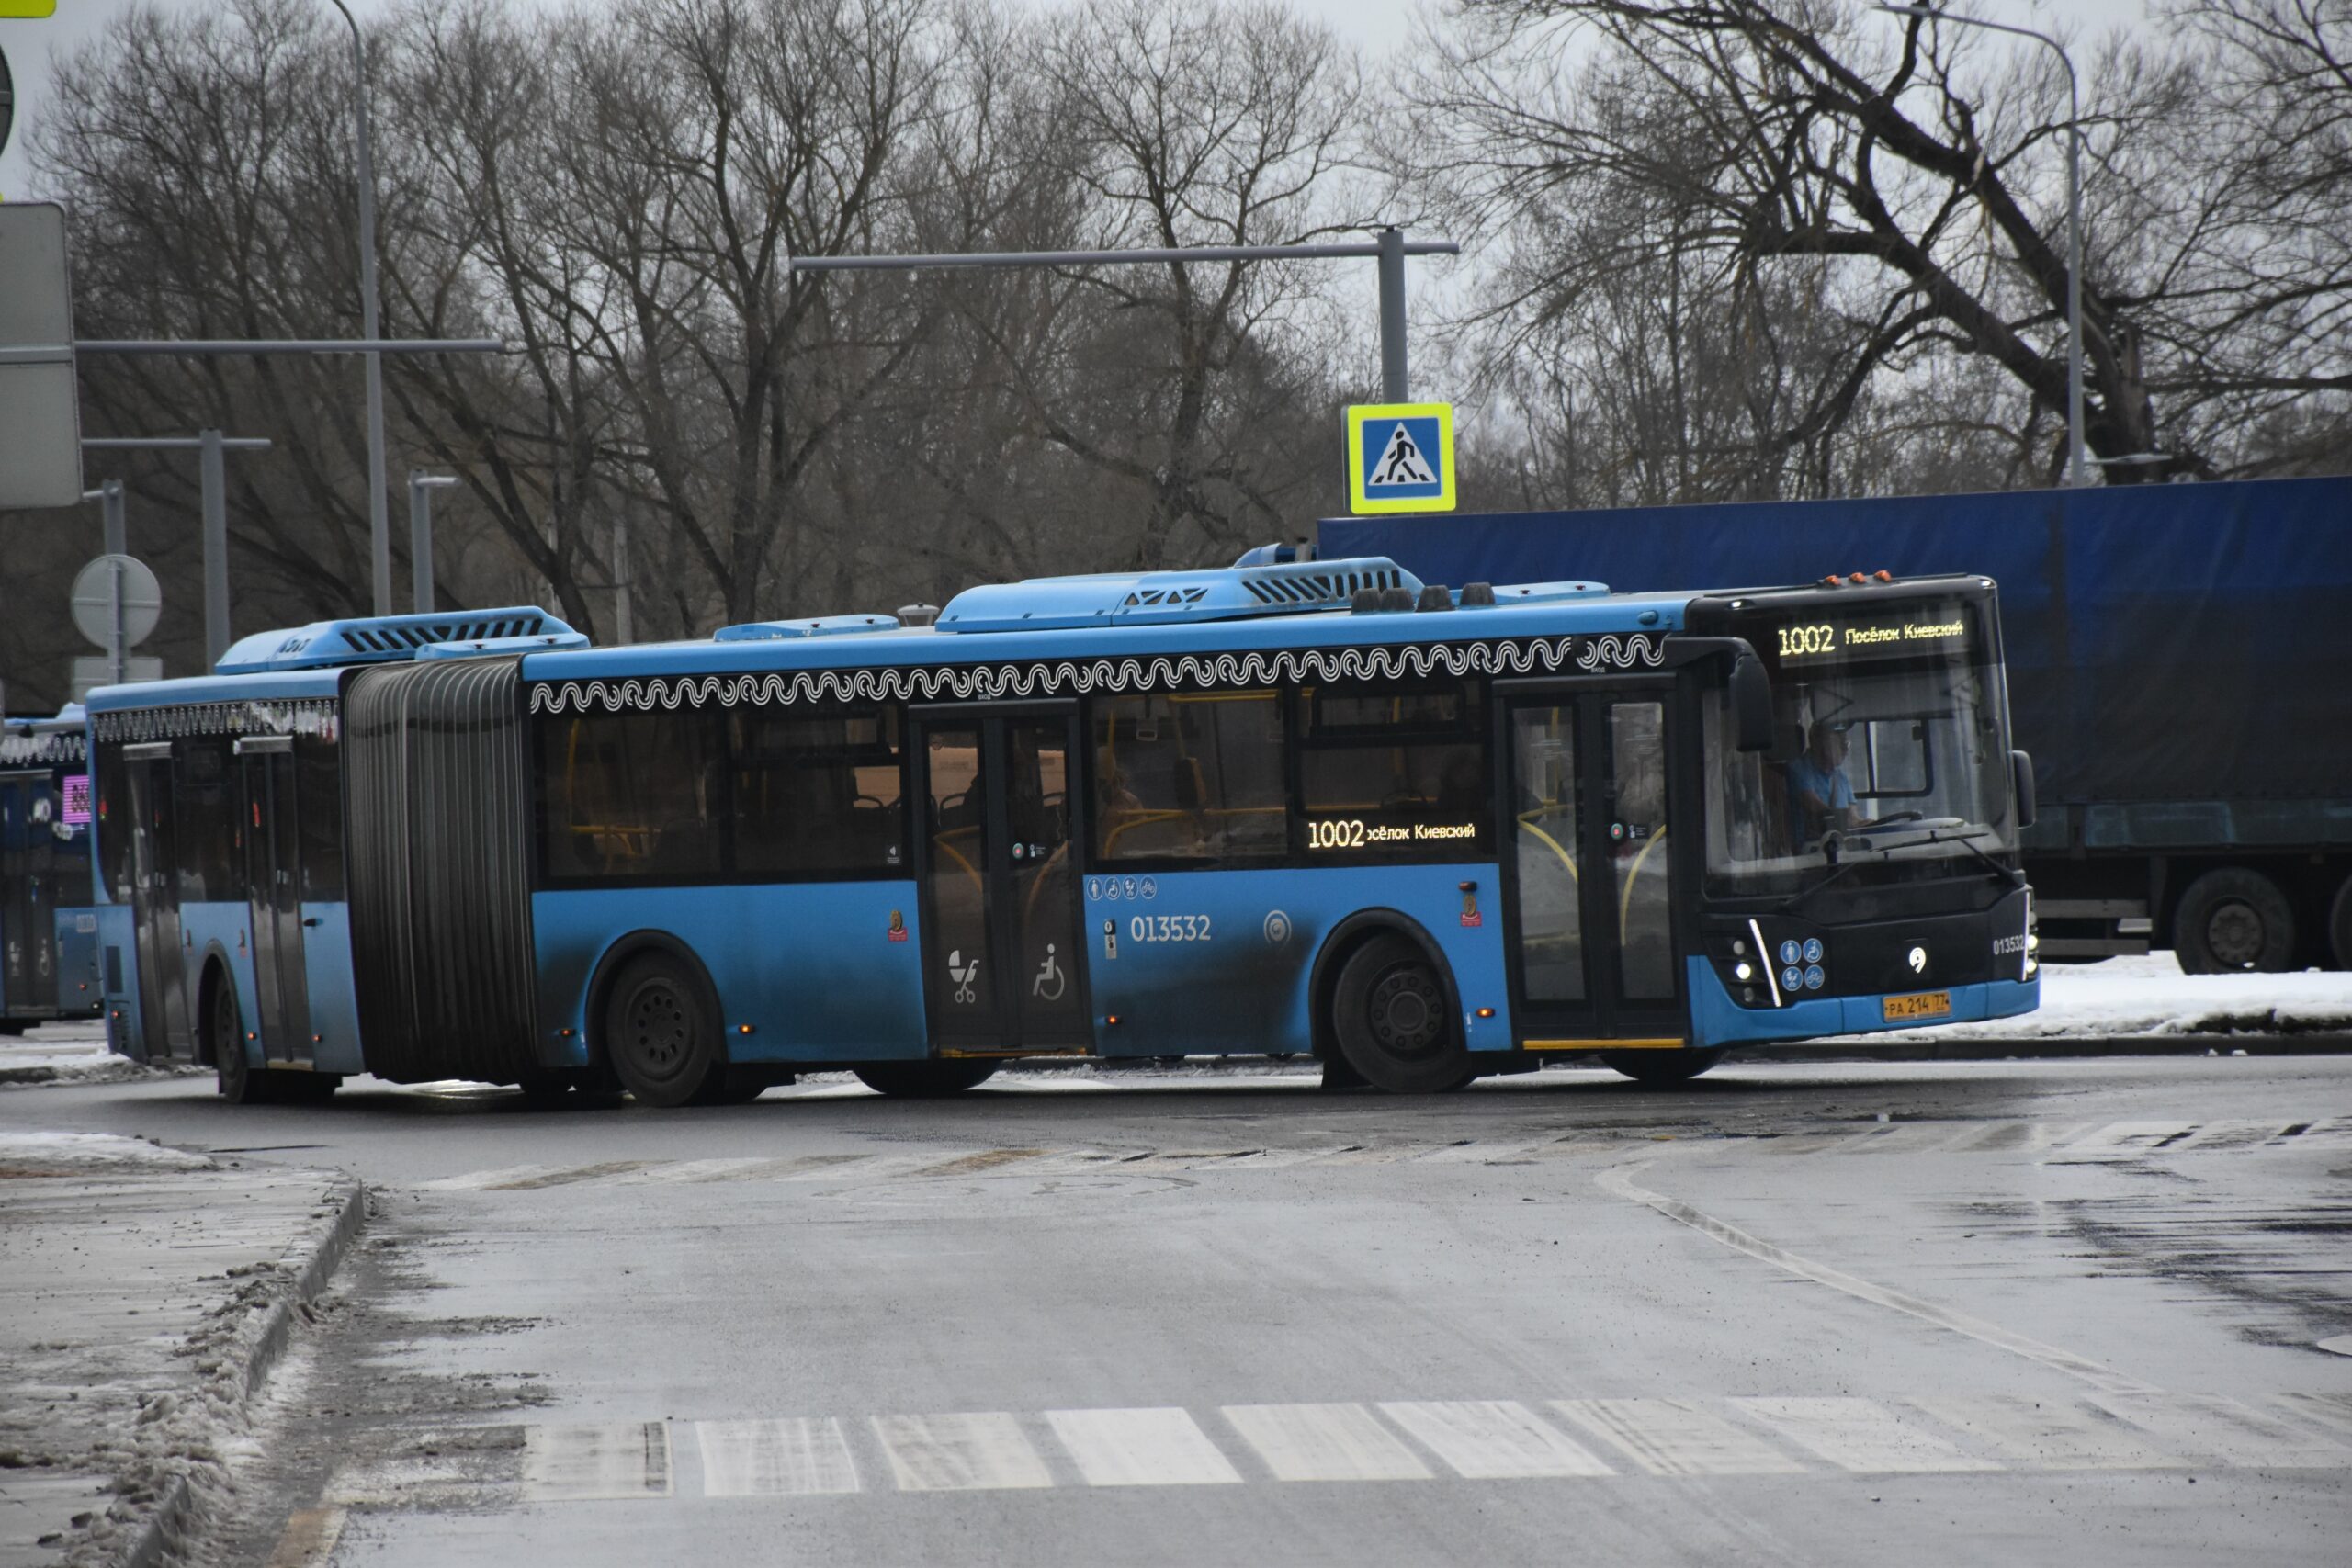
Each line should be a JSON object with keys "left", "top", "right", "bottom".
{"left": 71, "top": 554, "right": 163, "bottom": 649}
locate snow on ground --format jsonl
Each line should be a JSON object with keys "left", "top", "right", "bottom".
{"left": 0, "top": 1129, "right": 214, "bottom": 1171}
{"left": 1853, "top": 953, "right": 2352, "bottom": 1043}
{"left": 0, "top": 1026, "right": 205, "bottom": 1088}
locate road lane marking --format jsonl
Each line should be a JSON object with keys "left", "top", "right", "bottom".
{"left": 695, "top": 1418, "right": 861, "bottom": 1495}
{"left": 605, "top": 1158, "right": 779, "bottom": 1186}
{"left": 2090, "top": 1394, "right": 2352, "bottom": 1469}
{"left": 2052, "top": 1122, "right": 2198, "bottom": 1160}
{"left": 1221, "top": 1404, "right": 1432, "bottom": 1482}
{"left": 1732, "top": 1398, "right": 2001, "bottom": 1472}
{"left": 1905, "top": 1396, "right": 2189, "bottom": 1470}
{"left": 871, "top": 1413, "right": 1054, "bottom": 1491}
{"left": 261, "top": 1506, "right": 345, "bottom": 1568}
{"left": 489, "top": 1160, "right": 655, "bottom": 1190}
{"left": 1046, "top": 1407, "right": 1243, "bottom": 1486}
{"left": 1597, "top": 1161, "right": 2155, "bottom": 1397}
{"left": 1547, "top": 1399, "right": 1806, "bottom": 1476}
{"left": 521, "top": 1422, "right": 672, "bottom": 1500}
{"left": 418, "top": 1165, "right": 568, "bottom": 1190}
{"left": 1376, "top": 1401, "right": 1614, "bottom": 1478}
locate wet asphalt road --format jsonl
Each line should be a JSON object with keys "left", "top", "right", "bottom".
{"left": 8, "top": 1053, "right": 2352, "bottom": 1565}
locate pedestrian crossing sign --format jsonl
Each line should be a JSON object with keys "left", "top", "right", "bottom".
{"left": 1346, "top": 402, "right": 1454, "bottom": 514}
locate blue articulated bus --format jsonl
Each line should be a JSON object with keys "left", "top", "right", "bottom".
{"left": 82, "top": 609, "right": 588, "bottom": 1100}
{"left": 88, "top": 554, "right": 2038, "bottom": 1104}
{"left": 1, "top": 711, "right": 104, "bottom": 1032}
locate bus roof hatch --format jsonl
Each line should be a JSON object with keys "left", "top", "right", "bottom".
{"left": 936, "top": 558, "right": 1423, "bottom": 633}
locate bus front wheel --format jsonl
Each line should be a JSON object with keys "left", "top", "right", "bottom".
{"left": 1603, "top": 1049, "right": 1726, "bottom": 1086}
{"left": 853, "top": 1061, "right": 1001, "bottom": 1098}
{"left": 1331, "top": 933, "right": 1467, "bottom": 1094}
{"left": 604, "top": 952, "right": 728, "bottom": 1108}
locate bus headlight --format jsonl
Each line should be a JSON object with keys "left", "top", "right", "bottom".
{"left": 1734, "top": 962, "right": 1754, "bottom": 982}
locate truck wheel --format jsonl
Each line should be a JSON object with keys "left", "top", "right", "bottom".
{"left": 604, "top": 952, "right": 728, "bottom": 1107}
{"left": 1603, "top": 1049, "right": 1726, "bottom": 1086}
{"left": 853, "top": 1061, "right": 1000, "bottom": 1097}
{"left": 1331, "top": 933, "right": 1467, "bottom": 1093}
{"left": 2330, "top": 875, "right": 2352, "bottom": 972}
{"left": 2174, "top": 868, "right": 2298, "bottom": 974}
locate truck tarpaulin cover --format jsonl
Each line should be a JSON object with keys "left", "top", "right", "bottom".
{"left": 1320, "top": 476, "right": 2352, "bottom": 815}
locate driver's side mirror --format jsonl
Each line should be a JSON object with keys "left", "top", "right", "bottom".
{"left": 2011, "top": 750, "right": 2037, "bottom": 829}
{"left": 1730, "top": 649, "right": 1774, "bottom": 753}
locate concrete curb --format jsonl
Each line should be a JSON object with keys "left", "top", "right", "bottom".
{"left": 113, "top": 1177, "right": 370, "bottom": 1568}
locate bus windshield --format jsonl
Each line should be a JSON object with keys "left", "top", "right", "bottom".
{"left": 1701, "top": 593, "right": 2017, "bottom": 897}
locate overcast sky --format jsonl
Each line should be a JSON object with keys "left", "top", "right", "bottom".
{"left": 1, "top": 0, "right": 2156, "bottom": 239}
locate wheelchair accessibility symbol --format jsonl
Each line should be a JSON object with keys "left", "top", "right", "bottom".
{"left": 1032, "top": 943, "right": 1066, "bottom": 1002}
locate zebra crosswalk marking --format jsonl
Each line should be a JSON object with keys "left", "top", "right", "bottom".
{"left": 466, "top": 1392, "right": 2352, "bottom": 1508}
{"left": 871, "top": 1413, "right": 1054, "bottom": 1491}
{"left": 1046, "top": 1407, "right": 1243, "bottom": 1487}
{"left": 2088, "top": 1394, "right": 2352, "bottom": 1470}
{"left": 1376, "top": 1401, "right": 1614, "bottom": 1479}
{"left": 520, "top": 1422, "right": 671, "bottom": 1501}
{"left": 1548, "top": 1399, "right": 1806, "bottom": 1477}
{"left": 695, "top": 1417, "right": 860, "bottom": 1496}
{"left": 413, "top": 1113, "right": 2352, "bottom": 1195}
{"left": 1902, "top": 1395, "right": 2190, "bottom": 1470}
{"left": 1732, "top": 1398, "right": 2002, "bottom": 1473}
{"left": 1221, "top": 1404, "right": 1431, "bottom": 1482}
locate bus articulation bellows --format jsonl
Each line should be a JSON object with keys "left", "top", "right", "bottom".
{"left": 80, "top": 554, "right": 2039, "bottom": 1103}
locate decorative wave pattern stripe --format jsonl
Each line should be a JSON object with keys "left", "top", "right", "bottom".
{"left": 531, "top": 635, "right": 1666, "bottom": 716}
{"left": 0, "top": 732, "right": 86, "bottom": 766}
{"left": 92, "top": 698, "right": 341, "bottom": 745}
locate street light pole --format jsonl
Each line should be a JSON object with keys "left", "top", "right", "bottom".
{"left": 407, "top": 471, "right": 456, "bottom": 613}
{"left": 324, "top": 0, "right": 393, "bottom": 607}
{"left": 1877, "top": 6, "right": 2086, "bottom": 488}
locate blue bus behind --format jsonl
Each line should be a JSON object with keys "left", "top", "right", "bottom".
{"left": 1, "top": 713, "right": 103, "bottom": 1031}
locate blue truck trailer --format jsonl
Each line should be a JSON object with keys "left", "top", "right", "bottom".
{"left": 1323, "top": 475, "right": 2352, "bottom": 973}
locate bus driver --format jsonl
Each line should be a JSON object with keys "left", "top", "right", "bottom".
{"left": 1789, "top": 719, "right": 1859, "bottom": 844}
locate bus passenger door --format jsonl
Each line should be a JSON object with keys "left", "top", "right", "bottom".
{"left": 122, "top": 742, "right": 192, "bottom": 1056}
{"left": 1500, "top": 688, "right": 1685, "bottom": 1047}
{"left": 236, "top": 738, "right": 311, "bottom": 1066}
{"left": 911, "top": 707, "right": 1091, "bottom": 1053}
{"left": 0, "top": 773, "right": 36, "bottom": 1013}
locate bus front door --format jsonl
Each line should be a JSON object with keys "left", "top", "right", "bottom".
{"left": 912, "top": 707, "right": 1091, "bottom": 1054}
{"left": 122, "top": 742, "right": 193, "bottom": 1057}
{"left": 236, "top": 738, "right": 311, "bottom": 1066}
{"left": 1500, "top": 688, "right": 1686, "bottom": 1048}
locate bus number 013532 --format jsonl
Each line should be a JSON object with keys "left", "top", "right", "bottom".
{"left": 1129, "top": 914, "right": 1211, "bottom": 942}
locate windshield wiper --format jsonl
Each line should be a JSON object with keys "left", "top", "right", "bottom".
{"left": 1790, "top": 824, "right": 2020, "bottom": 913}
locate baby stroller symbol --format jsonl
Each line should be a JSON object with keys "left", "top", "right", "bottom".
{"left": 947, "top": 949, "right": 980, "bottom": 1005}
{"left": 1032, "top": 943, "right": 1066, "bottom": 1002}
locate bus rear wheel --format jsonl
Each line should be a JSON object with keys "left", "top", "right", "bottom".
{"left": 604, "top": 952, "right": 728, "bottom": 1108}
{"left": 853, "top": 1061, "right": 1000, "bottom": 1098}
{"left": 1331, "top": 933, "right": 1467, "bottom": 1094}
{"left": 1602, "top": 1048, "right": 1726, "bottom": 1086}
{"left": 211, "top": 980, "right": 274, "bottom": 1105}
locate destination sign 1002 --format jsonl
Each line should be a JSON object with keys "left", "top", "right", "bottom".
{"left": 1774, "top": 615, "right": 1967, "bottom": 663}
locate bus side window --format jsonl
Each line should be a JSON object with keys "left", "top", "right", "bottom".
{"left": 731, "top": 706, "right": 906, "bottom": 878}
{"left": 538, "top": 708, "right": 727, "bottom": 883}
{"left": 1297, "top": 679, "right": 1491, "bottom": 858}
{"left": 1091, "top": 691, "right": 1285, "bottom": 864}
{"left": 297, "top": 735, "right": 345, "bottom": 901}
